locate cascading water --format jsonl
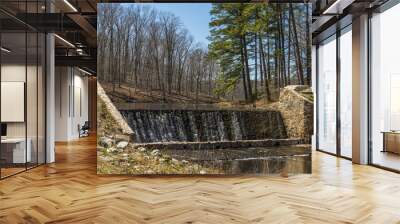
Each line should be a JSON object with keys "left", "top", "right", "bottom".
{"left": 120, "top": 110, "right": 287, "bottom": 143}
{"left": 112, "top": 104, "right": 311, "bottom": 175}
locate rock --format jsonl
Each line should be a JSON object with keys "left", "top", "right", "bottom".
{"left": 163, "top": 155, "right": 171, "bottom": 162}
{"left": 199, "top": 170, "right": 206, "bottom": 175}
{"left": 99, "top": 147, "right": 107, "bottom": 154}
{"left": 138, "top": 147, "right": 146, "bottom": 152}
{"left": 181, "top": 160, "right": 189, "bottom": 164}
{"left": 99, "top": 137, "right": 113, "bottom": 148}
{"left": 120, "top": 162, "right": 130, "bottom": 167}
{"left": 115, "top": 134, "right": 130, "bottom": 143}
{"left": 192, "top": 164, "right": 200, "bottom": 170}
{"left": 99, "top": 156, "right": 113, "bottom": 162}
{"left": 107, "top": 147, "right": 117, "bottom": 153}
{"left": 117, "top": 141, "right": 129, "bottom": 149}
{"left": 151, "top": 149, "right": 160, "bottom": 156}
{"left": 171, "top": 158, "right": 179, "bottom": 164}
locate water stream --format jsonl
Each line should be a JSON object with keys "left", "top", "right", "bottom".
{"left": 120, "top": 109, "right": 287, "bottom": 143}
{"left": 118, "top": 106, "right": 310, "bottom": 174}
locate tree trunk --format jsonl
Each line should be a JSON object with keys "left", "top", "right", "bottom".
{"left": 242, "top": 35, "right": 253, "bottom": 101}
{"left": 254, "top": 34, "right": 258, "bottom": 98}
{"left": 110, "top": 26, "right": 115, "bottom": 92}
{"left": 278, "top": 6, "right": 287, "bottom": 87}
{"left": 123, "top": 32, "right": 130, "bottom": 83}
{"left": 240, "top": 43, "right": 249, "bottom": 101}
{"left": 266, "top": 36, "right": 272, "bottom": 90}
{"left": 287, "top": 5, "right": 291, "bottom": 85}
{"left": 274, "top": 33, "right": 280, "bottom": 89}
{"left": 259, "top": 35, "right": 271, "bottom": 102}
{"left": 290, "top": 3, "right": 304, "bottom": 85}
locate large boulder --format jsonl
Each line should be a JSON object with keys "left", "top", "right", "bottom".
{"left": 278, "top": 85, "right": 313, "bottom": 143}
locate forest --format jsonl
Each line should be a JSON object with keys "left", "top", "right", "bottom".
{"left": 97, "top": 3, "right": 311, "bottom": 103}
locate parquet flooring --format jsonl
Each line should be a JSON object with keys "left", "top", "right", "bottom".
{"left": 1, "top": 135, "right": 400, "bottom": 223}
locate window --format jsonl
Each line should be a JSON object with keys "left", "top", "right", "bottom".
{"left": 317, "top": 35, "right": 337, "bottom": 154}
{"left": 339, "top": 27, "right": 352, "bottom": 158}
{"left": 370, "top": 3, "right": 400, "bottom": 171}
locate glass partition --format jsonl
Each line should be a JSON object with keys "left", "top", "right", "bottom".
{"left": 1, "top": 31, "right": 28, "bottom": 177}
{"left": 317, "top": 35, "right": 337, "bottom": 154}
{"left": 0, "top": 1, "right": 46, "bottom": 179}
{"left": 370, "top": 4, "right": 400, "bottom": 171}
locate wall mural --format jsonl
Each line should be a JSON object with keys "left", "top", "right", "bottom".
{"left": 97, "top": 2, "right": 313, "bottom": 175}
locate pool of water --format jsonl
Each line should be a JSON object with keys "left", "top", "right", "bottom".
{"left": 162, "top": 145, "right": 311, "bottom": 175}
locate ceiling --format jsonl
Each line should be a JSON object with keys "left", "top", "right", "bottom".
{"left": 0, "top": 0, "right": 97, "bottom": 74}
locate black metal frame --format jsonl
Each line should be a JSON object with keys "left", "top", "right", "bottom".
{"left": 336, "top": 21, "right": 341, "bottom": 158}
{"left": 367, "top": 10, "right": 372, "bottom": 165}
{"left": 0, "top": 0, "right": 48, "bottom": 180}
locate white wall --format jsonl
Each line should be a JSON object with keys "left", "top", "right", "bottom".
{"left": 72, "top": 73, "right": 89, "bottom": 138}
{"left": 55, "top": 67, "right": 89, "bottom": 141}
{"left": 55, "top": 67, "right": 70, "bottom": 141}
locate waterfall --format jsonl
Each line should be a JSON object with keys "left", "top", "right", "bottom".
{"left": 231, "top": 112, "right": 243, "bottom": 140}
{"left": 120, "top": 110, "right": 287, "bottom": 143}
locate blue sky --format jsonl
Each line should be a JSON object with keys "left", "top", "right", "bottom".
{"left": 123, "top": 3, "right": 212, "bottom": 45}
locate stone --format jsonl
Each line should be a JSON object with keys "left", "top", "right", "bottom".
{"left": 117, "top": 141, "right": 129, "bottom": 149}
{"left": 99, "top": 137, "right": 113, "bottom": 148}
{"left": 133, "top": 165, "right": 140, "bottom": 170}
{"left": 115, "top": 134, "right": 130, "bottom": 143}
{"left": 151, "top": 149, "right": 160, "bottom": 156}
{"left": 199, "top": 170, "right": 206, "bottom": 175}
{"left": 107, "top": 147, "right": 117, "bottom": 153}
{"left": 138, "top": 147, "right": 146, "bottom": 152}
{"left": 171, "top": 158, "right": 179, "bottom": 164}
{"left": 181, "top": 160, "right": 189, "bottom": 164}
{"left": 99, "top": 156, "right": 113, "bottom": 162}
{"left": 120, "top": 162, "right": 130, "bottom": 167}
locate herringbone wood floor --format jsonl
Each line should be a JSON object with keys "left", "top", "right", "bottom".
{"left": 1, "top": 136, "right": 400, "bottom": 224}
